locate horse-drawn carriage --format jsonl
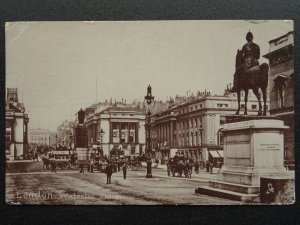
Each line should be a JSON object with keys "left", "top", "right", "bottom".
{"left": 167, "top": 156, "right": 193, "bottom": 178}
{"left": 42, "top": 151, "right": 79, "bottom": 170}
{"left": 121, "top": 154, "right": 144, "bottom": 171}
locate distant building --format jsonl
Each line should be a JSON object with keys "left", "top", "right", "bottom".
{"left": 56, "top": 120, "right": 76, "bottom": 148}
{"left": 29, "top": 128, "right": 51, "bottom": 145}
{"left": 150, "top": 90, "right": 270, "bottom": 164}
{"left": 263, "top": 31, "right": 294, "bottom": 168}
{"left": 84, "top": 103, "right": 146, "bottom": 157}
{"left": 5, "top": 88, "right": 29, "bottom": 160}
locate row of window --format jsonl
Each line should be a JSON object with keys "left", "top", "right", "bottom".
{"left": 172, "top": 102, "right": 266, "bottom": 115}
{"left": 178, "top": 104, "right": 203, "bottom": 114}
{"left": 112, "top": 123, "right": 136, "bottom": 130}
{"left": 112, "top": 113, "right": 135, "bottom": 117}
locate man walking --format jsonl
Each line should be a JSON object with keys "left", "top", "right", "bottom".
{"left": 122, "top": 163, "right": 127, "bottom": 180}
{"left": 51, "top": 160, "right": 56, "bottom": 173}
{"left": 79, "top": 162, "right": 84, "bottom": 173}
{"left": 205, "top": 160, "right": 210, "bottom": 173}
{"left": 209, "top": 161, "right": 214, "bottom": 174}
{"left": 106, "top": 162, "right": 113, "bottom": 184}
{"left": 194, "top": 161, "right": 200, "bottom": 174}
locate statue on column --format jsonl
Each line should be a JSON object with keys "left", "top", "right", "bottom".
{"left": 78, "top": 108, "right": 85, "bottom": 125}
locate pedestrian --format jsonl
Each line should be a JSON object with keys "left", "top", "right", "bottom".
{"left": 51, "top": 160, "right": 56, "bottom": 173}
{"left": 209, "top": 161, "right": 214, "bottom": 174}
{"left": 217, "top": 160, "right": 221, "bottom": 169}
{"left": 90, "top": 160, "right": 94, "bottom": 173}
{"left": 205, "top": 160, "right": 210, "bottom": 173}
{"left": 122, "top": 163, "right": 127, "bottom": 180}
{"left": 105, "top": 163, "right": 113, "bottom": 184}
{"left": 195, "top": 161, "right": 200, "bottom": 174}
{"left": 79, "top": 162, "right": 84, "bottom": 173}
{"left": 117, "top": 160, "right": 121, "bottom": 172}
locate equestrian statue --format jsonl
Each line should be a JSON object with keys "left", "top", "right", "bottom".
{"left": 231, "top": 31, "right": 269, "bottom": 116}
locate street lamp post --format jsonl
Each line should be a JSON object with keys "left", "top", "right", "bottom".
{"left": 144, "top": 85, "right": 155, "bottom": 178}
{"left": 199, "top": 125, "right": 203, "bottom": 165}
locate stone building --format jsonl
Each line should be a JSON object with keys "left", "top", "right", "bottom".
{"left": 84, "top": 102, "right": 146, "bottom": 157}
{"left": 29, "top": 128, "right": 51, "bottom": 145}
{"left": 5, "top": 88, "right": 29, "bottom": 160}
{"left": 263, "top": 31, "right": 294, "bottom": 168}
{"left": 150, "top": 90, "right": 269, "bottom": 164}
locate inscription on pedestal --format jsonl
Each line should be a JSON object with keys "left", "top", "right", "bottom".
{"left": 257, "top": 143, "right": 280, "bottom": 151}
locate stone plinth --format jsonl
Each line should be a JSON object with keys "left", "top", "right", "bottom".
{"left": 75, "top": 124, "right": 89, "bottom": 161}
{"left": 196, "top": 117, "right": 289, "bottom": 202}
{"left": 75, "top": 124, "right": 88, "bottom": 148}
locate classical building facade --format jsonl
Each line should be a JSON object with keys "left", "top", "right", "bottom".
{"left": 5, "top": 88, "right": 29, "bottom": 160}
{"left": 84, "top": 103, "right": 146, "bottom": 157}
{"left": 29, "top": 128, "right": 51, "bottom": 145}
{"left": 150, "top": 91, "right": 269, "bottom": 164}
{"left": 263, "top": 31, "right": 294, "bottom": 168}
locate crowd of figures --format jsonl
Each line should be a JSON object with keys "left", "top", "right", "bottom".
{"left": 77, "top": 155, "right": 143, "bottom": 184}
{"left": 167, "top": 154, "right": 223, "bottom": 178}
{"left": 30, "top": 144, "right": 223, "bottom": 183}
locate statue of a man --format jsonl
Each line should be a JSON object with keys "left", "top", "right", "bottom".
{"left": 78, "top": 108, "right": 85, "bottom": 124}
{"left": 147, "top": 85, "right": 152, "bottom": 97}
{"left": 241, "top": 31, "right": 260, "bottom": 68}
{"left": 232, "top": 31, "right": 260, "bottom": 91}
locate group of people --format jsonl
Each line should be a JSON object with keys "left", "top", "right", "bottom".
{"left": 173, "top": 158, "right": 222, "bottom": 175}
{"left": 78, "top": 158, "right": 129, "bottom": 185}
{"left": 102, "top": 161, "right": 129, "bottom": 184}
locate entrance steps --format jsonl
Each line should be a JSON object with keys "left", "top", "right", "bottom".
{"left": 195, "top": 180, "right": 260, "bottom": 202}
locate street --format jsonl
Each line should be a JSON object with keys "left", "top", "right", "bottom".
{"left": 6, "top": 167, "right": 237, "bottom": 205}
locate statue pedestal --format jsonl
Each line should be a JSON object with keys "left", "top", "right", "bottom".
{"left": 196, "top": 117, "right": 288, "bottom": 202}
{"left": 75, "top": 124, "right": 89, "bottom": 161}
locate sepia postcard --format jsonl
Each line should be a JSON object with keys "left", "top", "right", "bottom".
{"left": 5, "top": 20, "right": 295, "bottom": 205}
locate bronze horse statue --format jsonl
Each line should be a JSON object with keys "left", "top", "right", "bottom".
{"left": 234, "top": 49, "right": 269, "bottom": 116}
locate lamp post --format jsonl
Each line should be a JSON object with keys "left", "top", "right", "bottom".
{"left": 144, "top": 85, "right": 155, "bottom": 178}
{"left": 199, "top": 125, "right": 203, "bottom": 162}
{"left": 98, "top": 128, "right": 105, "bottom": 157}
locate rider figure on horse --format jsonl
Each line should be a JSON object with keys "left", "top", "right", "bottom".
{"left": 232, "top": 31, "right": 260, "bottom": 92}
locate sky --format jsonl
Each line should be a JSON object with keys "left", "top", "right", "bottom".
{"left": 6, "top": 20, "right": 293, "bottom": 131}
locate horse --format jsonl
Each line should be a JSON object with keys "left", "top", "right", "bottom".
{"left": 41, "top": 156, "right": 51, "bottom": 170}
{"left": 234, "top": 49, "right": 269, "bottom": 116}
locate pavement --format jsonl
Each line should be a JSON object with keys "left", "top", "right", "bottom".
{"left": 6, "top": 167, "right": 237, "bottom": 205}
